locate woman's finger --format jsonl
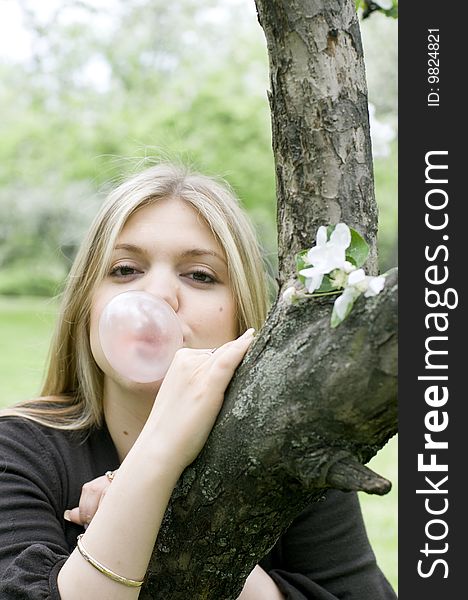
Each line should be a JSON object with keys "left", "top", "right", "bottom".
{"left": 63, "top": 506, "right": 82, "bottom": 526}
{"left": 64, "top": 474, "right": 111, "bottom": 527}
{"left": 207, "top": 329, "right": 255, "bottom": 389}
{"left": 79, "top": 476, "right": 109, "bottom": 526}
{"left": 210, "top": 328, "right": 255, "bottom": 361}
{"left": 185, "top": 328, "right": 255, "bottom": 359}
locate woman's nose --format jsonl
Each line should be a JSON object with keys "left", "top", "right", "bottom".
{"left": 142, "top": 269, "right": 179, "bottom": 313}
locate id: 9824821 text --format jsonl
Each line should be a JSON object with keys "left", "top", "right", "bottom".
{"left": 427, "top": 29, "right": 440, "bottom": 107}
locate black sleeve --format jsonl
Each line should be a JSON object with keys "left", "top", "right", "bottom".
{"left": 0, "top": 418, "right": 71, "bottom": 600}
{"left": 260, "top": 489, "right": 397, "bottom": 600}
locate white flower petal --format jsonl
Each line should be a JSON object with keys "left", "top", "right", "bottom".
{"left": 348, "top": 268, "right": 366, "bottom": 286}
{"left": 343, "top": 260, "right": 356, "bottom": 273}
{"left": 307, "top": 275, "right": 324, "bottom": 293}
{"left": 307, "top": 244, "right": 346, "bottom": 273}
{"left": 299, "top": 267, "right": 318, "bottom": 278}
{"left": 316, "top": 226, "right": 328, "bottom": 247}
{"left": 306, "top": 246, "right": 327, "bottom": 268}
{"left": 305, "top": 247, "right": 316, "bottom": 266}
{"left": 330, "top": 223, "right": 351, "bottom": 250}
{"left": 334, "top": 287, "right": 360, "bottom": 320}
{"left": 299, "top": 267, "right": 324, "bottom": 292}
{"left": 364, "top": 276, "right": 386, "bottom": 297}
{"left": 323, "top": 247, "right": 346, "bottom": 272}
{"left": 309, "top": 274, "right": 324, "bottom": 293}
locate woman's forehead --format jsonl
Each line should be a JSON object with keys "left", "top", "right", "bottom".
{"left": 115, "top": 198, "right": 225, "bottom": 258}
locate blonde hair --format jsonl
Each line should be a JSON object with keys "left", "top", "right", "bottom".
{"left": 1, "top": 164, "right": 272, "bottom": 430}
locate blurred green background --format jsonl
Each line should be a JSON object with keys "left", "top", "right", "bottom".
{"left": 0, "top": 0, "right": 397, "bottom": 592}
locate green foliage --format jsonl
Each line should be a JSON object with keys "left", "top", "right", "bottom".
{"left": 356, "top": 1, "right": 398, "bottom": 19}
{"left": 0, "top": 265, "right": 64, "bottom": 297}
{"left": 0, "top": 0, "right": 278, "bottom": 297}
{"left": 295, "top": 249, "right": 309, "bottom": 273}
{"left": 374, "top": 142, "right": 398, "bottom": 271}
{"left": 0, "top": 180, "right": 100, "bottom": 295}
{"left": 347, "top": 229, "right": 370, "bottom": 268}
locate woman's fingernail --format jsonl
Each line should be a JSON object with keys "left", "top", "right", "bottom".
{"left": 242, "top": 328, "right": 255, "bottom": 338}
{"left": 64, "top": 510, "right": 72, "bottom": 522}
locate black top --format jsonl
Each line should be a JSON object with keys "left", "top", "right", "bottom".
{"left": 0, "top": 417, "right": 397, "bottom": 599}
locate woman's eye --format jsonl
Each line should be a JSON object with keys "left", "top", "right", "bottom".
{"left": 187, "top": 270, "right": 216, "bottom": 284}
{"left": 109, "top": 265, "right": 139, "bottom": 278}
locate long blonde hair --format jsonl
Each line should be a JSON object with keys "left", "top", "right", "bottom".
{"left": 1, "top": 164, "right": 272, "bottom": 430}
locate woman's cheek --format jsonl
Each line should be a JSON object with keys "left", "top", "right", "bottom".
{"left": 89, "top": 313, "right": 107, "bottom": 373}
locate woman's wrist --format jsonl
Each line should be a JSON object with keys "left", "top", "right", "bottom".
{"left": 124, "top": 428, "right": 185, "bottom": 485}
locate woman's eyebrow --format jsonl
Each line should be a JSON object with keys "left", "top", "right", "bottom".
{"left": 114, "top": 243, "right": 147, "bottom": 256}
{"left": 113, "top": 243, "right": 227, "bottom": 265}
{"left": 178, "top": 248, "right": 227, "bottom": 265}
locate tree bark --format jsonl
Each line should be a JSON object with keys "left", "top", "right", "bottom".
{"left": 141, "top": 1, "right": 397, "bottom": 598}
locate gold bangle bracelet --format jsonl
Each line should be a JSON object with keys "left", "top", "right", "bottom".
{"left": 76, "top": 534, "right": 144, "bottom": 588}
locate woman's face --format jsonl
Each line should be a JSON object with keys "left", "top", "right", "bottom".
{"left": 89, "top": 197, "right": 238, "bottom": 389}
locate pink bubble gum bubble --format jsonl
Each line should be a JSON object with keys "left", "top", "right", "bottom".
{"left": 98, "top": 291, "right": 183, "bottom": 383}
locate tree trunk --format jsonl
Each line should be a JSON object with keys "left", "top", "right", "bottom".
{"left": 260, "top": 0, "right": 380, "bottom": 282}
{"left": 141, "top": 1, "right": 397, "bottom": 598}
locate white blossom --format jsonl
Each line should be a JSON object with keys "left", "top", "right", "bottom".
{"left": 291, "top": 221, "right": 386, "bottom": 327}
{"left": 347, "top": 269, "right": 386, "bottom": 297}
{"left": 347, "top": 269, "right": 369, "bottom": 292}
{"left": 332, "top": 269, "right": 386, "bottom": 325}
{"left": 299, "top": 223, "right": 352, "bottom": 293}
{"left": 334, "top": 286, "right": 361, "bottom": 321}
{"left": 299, "top": 266, "right": 325, "bottom": 294}
{"left": 365, "top": 275, "right": 386, "bottom": 297}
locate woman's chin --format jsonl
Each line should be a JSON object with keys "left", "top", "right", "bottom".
{"left": 104, "top": 371, "right": 163, "bottom": 398}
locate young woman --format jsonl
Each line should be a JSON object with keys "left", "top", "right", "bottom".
{"left": 0, "top": 164, "right": 396, "bottom": 599}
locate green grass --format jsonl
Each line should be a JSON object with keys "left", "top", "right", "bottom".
{"left": 0, "top": 295, "right": 397, "bottom": 591}
{"left": 0, "top": 295, "right": 57, "bottom": 406}
{"left": 359, "top": 435, "right": 398, "bottom": 592}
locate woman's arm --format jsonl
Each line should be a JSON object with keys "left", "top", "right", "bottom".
{"left": 58, "top": 434, "right": 180, "bottom": 599}
{"left": 58, "top": 331, "right": 255, "bottom": 599}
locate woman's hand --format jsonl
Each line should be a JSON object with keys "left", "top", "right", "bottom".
{"left": 141, "top": 328, "right": 256, "bottom": 472}
{"left": 64, "top": 472, "right": 116, "bottom": 528}
{"left": 64, "top": 329, "right": 255, "bottom": 528}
